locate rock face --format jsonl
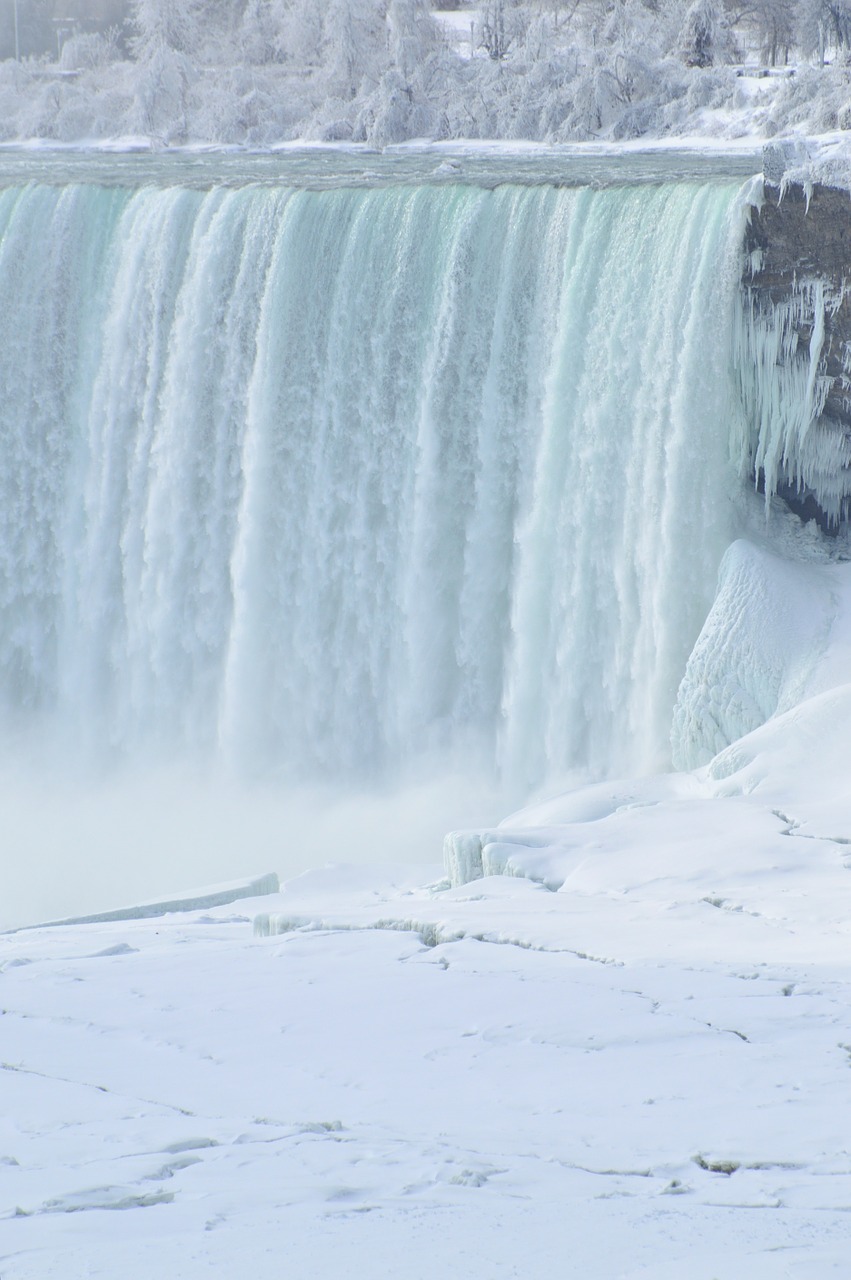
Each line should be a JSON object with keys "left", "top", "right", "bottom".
{"left": 742, "top": 179, "right": 851, "bottom": 528}
{"left": 745, "top": 182, "right": 851, "bottom": 430}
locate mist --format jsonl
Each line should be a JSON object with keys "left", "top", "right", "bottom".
{"left": 0, "top": 764, "right": 507, "bottom": 931}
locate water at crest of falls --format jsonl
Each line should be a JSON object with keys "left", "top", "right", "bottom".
{"left": 0, "top": 174, "right": 744, "bottom": 796}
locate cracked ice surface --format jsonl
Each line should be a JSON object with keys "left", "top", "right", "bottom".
{"left": 3, "top": 750, "right": 851, "bottom": 1279}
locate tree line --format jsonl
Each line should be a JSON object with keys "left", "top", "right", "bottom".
{"left": 0, "top": 0, "right": 849, "bottom": 144}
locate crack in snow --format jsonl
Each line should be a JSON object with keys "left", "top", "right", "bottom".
{"left": 254, "top": 913, "right": 623, "bottom": 968}
{"left": 0, "top": 1060, "right": 195, "bottom": 1117}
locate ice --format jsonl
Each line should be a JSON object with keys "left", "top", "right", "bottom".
{"left": 5, "top": 710, "right": 850, "bottom": 1277}
{"left": 442, "top": 828, "right": 556, "bottom": 887}
{"left": 671, "top": 539, "right": 847, "bottom": 767}
{"left": 9, "top": 873, "right": 280, "bottom": 933}
{"left": 4, "top": 653, "right": 851, "bottom": 1276}
{"left": 733, "top": 221, "right": 851, "bottom": 525}
{"left": 440, "top": 527, "right": 851, "bottom": 913}
{"left": 710, "top": 682, "right": 851, "bottom": 836}
{"left": 762, "top": 137, "right": 814, "bottom": 185}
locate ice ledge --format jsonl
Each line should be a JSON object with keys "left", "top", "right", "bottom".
{"left": 7, "top": 872, "right": 280, "bottom": 932}
{"left": 762, "top": 136, "right": 851, "bottom": 196}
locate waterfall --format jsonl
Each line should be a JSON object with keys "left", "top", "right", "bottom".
{"left": 0, "top": 177, "right": 744, "bottom": 792}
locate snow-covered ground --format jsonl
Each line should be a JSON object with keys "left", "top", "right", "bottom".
{"left": 3, "top": 667, "right": 851, "bottom": 1276}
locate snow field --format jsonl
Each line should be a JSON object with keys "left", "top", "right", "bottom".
{"left": 5, "top": 659, "right": 851, "bottom": 1279}
{"left": 1, "top": 808, "right": 849, "bottom": 1280}
{"left": 2, "top": 868, "right": 851, "bottom": 1278}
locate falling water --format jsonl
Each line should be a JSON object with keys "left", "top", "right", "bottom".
{"left": 0, "top": 177, "right": 744, "bottom": 799}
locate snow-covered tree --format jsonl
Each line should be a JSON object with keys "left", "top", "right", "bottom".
{"left": 678, "top": 0, "right": 735, "bottom": 66}
{"left": 59, "top": 29, "right": 123, "bottom": 72}
{"left": 738, "top": 0, "right": 795, "bottom": 64}
{"left": 388, "top": 0, "right": 442, "bottom": 79}
{"left": 239, "top": 0, "right": 287, "bottom": 64}
{"left": 541, "top": 0, "right": 582, "bottom": 33}
{"left": 130, "top": 0, "right": 205, "bottom": 59}
{"left": 2, "top": 0, "right": 851, "bottom": 148}
{"left": 320, "top": 0, "right": 389, "bottom": 99}
{"left": 477, "top": 1, "right": 518, "bottom": 60}
{"left": 129, "top": 0, "right": 205, "bottom": 140}
{"left": 796, "top": 0, "right": 851, "bottom": 60}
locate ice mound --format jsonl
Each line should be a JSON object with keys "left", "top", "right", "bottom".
{"left": 445, "top": 534, "right": 851, "bottom": 892}
{"left": 443, "top": 772, "right": 708, "bottom": 887}
{"left": 670, "top": 539, "right": 849, "bottom": 768}
{"left": 710, "top": 682, "right": 851, "bottom": 836}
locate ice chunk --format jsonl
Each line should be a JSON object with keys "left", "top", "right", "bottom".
{"left": 443, "top": 831, "right": 486, "bottom": 885}
{"left": 443, "top": 829, "right": 555, "bottom": 887}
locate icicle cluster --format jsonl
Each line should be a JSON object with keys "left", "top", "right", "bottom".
{"left": 733, "top": 276, "right": 851, "bottom": 525}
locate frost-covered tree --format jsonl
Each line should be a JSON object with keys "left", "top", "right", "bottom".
{"left": 59, "top": 29, "right": 124, "bottom": 72}
{"left": 796, "top": 0, "right": 851, "bottom": 59}
{"left": 239, "top": 0, "right": 287, "bottom": 64}
{"left": 541, "top": 0, "right": 582, "bottom": 33}
{"left": 321, "top": 0, "right": 389, "bottom": 99}
{"left": 2, "top": 0, "right": 851, "bottom": 149}
{"left": 477, "top": 1, "right": 519, "bottom": 59}
{"left": 129, "top": 0, "right": 205, "bottom": 140}
{"left": 347, "top": 0, "right": 444, "bottom": 144}
{"left": 678, "top": 0, "right": 735, "bottom": 65}
{"left": 822, "top": 0, "right": 851, "bottom": 51}
{"left": 736, "top": 0, "right": 795, "bottom": 64}
{"left": 388, "top": 0, "right": 441, "bottom": 79}
{"left": 130, "top": 0, "right": 204, "bottom": 59}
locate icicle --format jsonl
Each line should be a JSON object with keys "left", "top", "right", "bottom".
{"left": 733, "top": 276, "right": 851, "bottom": 525}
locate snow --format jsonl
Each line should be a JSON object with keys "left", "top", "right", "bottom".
{"left": 3, "top": 720, "right": 851, "bottom": 1277}
{"left": 710, "top": 682, "right": 851, "bottom": 835}
{"left": 2, "top": 623, "right": 851, "bottom": 1278}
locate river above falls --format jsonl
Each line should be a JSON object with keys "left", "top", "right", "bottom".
{"left": 0, "top": 141, "right": 763, "bottom": 190}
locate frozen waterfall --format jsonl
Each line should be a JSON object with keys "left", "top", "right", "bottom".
{"left": 0, "top": 177, "right": 744, "bottom": 791}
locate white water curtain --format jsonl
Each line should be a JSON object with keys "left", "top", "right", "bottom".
{"left": 0, "top": 179, "right": 741, "bottom": 789}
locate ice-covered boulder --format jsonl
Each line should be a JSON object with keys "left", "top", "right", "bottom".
{"left": 670, "top": 539, "right": 846, "bottom": 768}
{"left": 762, "top": 138, "right": 813, "bottom": 186}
